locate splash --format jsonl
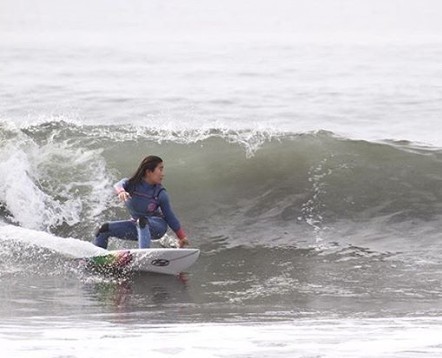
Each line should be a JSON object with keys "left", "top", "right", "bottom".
{"left": 0, "top": 121, "right": 114, "bottom": 231}
{"left": 301, "top": 156, "right": 333, "bottom": 246}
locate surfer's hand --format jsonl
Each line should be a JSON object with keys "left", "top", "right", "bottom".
{"left": 178, "top": 237, "right": 190, "bottom": 248}
{"left": 118, "top": 191, "right": 131, "bottom": 202}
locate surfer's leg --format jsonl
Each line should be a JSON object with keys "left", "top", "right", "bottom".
{"left": 109, "top": 220, "right": 138, "bottom": 240}
{"left": 137, "top": 217, "right": 151, "bottom": 248}
{"left": 148, "top": 217, "right": 168, "bottom": 240}
{"left": 93, "top": 220, "right": 138, "bottom": 248}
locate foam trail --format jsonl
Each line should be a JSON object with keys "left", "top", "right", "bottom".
{"left": 0, "top": 224, "right": 106, "bottom": 258}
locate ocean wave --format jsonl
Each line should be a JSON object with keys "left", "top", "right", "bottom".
{"left": 1, "top": 120, "right": 441, "bottom": 251}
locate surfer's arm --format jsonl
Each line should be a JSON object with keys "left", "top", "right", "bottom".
{"left": 114, "top": 178, "right": 131, "bottom": 201}
{"left": 158, "top": 190, "right": 188, "bottom": 244}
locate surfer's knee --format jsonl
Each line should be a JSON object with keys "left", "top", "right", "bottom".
{"left": 93, "top": 236, "right": 108, "bottom": 249}
{"left": 95, "top": 222, "right": 110, "bottom": 236}
{"left": 137, "top": 217, "right": 148, "bottom": 229}
{"left": 93, "top": 223, "right": 110, "bottom": 249}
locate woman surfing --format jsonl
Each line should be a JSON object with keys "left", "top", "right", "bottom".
{"left": 92, "top": 155, "right": 189, "bottom": 249}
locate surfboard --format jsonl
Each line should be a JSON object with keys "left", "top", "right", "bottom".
{"left": 80, "top": 248, "right": 200, "bottom": 275}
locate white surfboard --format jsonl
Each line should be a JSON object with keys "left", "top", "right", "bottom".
{"left": 82, "top": 248, "right": 200, "bottom": 275}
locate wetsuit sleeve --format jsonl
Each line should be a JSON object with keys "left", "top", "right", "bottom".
{"left": 158, "top": 190, "right": 186, "bottom": 240}
{"left": 113, "top": 178, "right": 129, "bottom": 194}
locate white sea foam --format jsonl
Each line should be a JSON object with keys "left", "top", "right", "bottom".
{"left": 1, "top": 317, "right": 441, "bottom": 358}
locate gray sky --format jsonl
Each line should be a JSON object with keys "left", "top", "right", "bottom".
{"left": 1, "top": 0, "right": 441, "bottom": 43}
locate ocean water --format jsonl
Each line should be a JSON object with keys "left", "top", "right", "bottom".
{"left": 1, "top": 0, "right": 442, "bottom": 357}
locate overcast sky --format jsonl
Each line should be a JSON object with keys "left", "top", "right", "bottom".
{"left": 1, "top": 0, "right": 442, "bottom": 43}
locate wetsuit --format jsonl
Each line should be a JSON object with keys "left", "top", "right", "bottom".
{"left": 93, "top": 178, "right": 186, "bottom": 249}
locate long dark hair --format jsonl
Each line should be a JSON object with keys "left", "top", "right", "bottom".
{"left": 127, "top": 155, "right": 163, "bottom": 192}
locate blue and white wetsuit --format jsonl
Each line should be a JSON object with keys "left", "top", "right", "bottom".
{"left": 93, "top": 178, "right": 186, "bottom": 249}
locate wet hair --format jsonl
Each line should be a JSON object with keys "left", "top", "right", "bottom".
{"left": 127, "top": 155, "right": 163, "bottom": 192}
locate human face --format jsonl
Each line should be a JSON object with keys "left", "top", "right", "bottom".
{"left": 145, "top": 162, "right": 164, "bottom": 185}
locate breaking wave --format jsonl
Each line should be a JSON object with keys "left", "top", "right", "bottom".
{"left": 1, "top": 120, "right": 441, "bottom": 253}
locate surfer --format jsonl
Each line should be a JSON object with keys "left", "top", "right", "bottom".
{"left": 93, "top": 155, "right": 189, "bottom": 249}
